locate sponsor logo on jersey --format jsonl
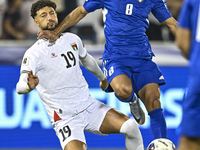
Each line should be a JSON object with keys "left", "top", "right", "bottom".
{"left": 71, "top": 43, "right": 78, "bottom": 51}
{"left": 54, "top": 111, "right": 61, "bottom": 122}
{"left": 138, "top": 0, "right": 144, "bottom": 3}
{"left": 159, "top": 75, "right": 164, "bottom": 80}
{"left": 51, "top": 53, "right": 57, "bottom": 58}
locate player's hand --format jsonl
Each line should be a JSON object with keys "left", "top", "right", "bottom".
{"left": 27, "top": 70, "right": 39, "bottom": 90}
{"left": 37, "top": 30, "right": 58, "bottom": 43}
{"left": 100, "top": 78, "right": 108, "bottom": 91}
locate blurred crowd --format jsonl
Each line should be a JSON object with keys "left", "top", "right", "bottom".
{"left": 146, "top": 0, "right": 183, "bottom": 41}
{"left": 0, "top": 0, "right": 183, "bottom": 44}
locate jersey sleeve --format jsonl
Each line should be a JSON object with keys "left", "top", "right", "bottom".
{"left": 83, "top": 0, "right": 103, "bottom": 12}
{"left": 178, "top": 0, "right": 191, "bottom": 29}
{"left": 20, "top": 50, "right": 36, "bottom": 74}
{"left": 20, "top": 46, "right": 43, "bottom": 75}
{"left": 76, "top": 36, "right": 87, "bottom": 58}
{"left": 151, "top": 0, "right": 172, "bottom": 23}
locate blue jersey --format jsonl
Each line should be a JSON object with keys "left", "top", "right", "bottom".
{"left": 83, "top": 0, "right": 172, "bottom": 60}
{"left": 178, "top": 0, "right": 200, "bottom": 71}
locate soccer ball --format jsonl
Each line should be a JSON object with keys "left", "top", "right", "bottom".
{"left": 147, "top": 138, "right": 176, "bottom": 150}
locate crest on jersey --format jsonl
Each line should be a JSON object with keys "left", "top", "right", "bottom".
{"left": 22, "top": 57, "right": 29, "bottom": 66}
{"left": 138, "top": 0, "right": 144, "bottom": 3}
{"left": 71, "top": 43, "right": 78, "bottom": 51}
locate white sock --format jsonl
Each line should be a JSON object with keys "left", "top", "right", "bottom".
{"left": 120, "top": 119, "right": 144, "bottom": 150}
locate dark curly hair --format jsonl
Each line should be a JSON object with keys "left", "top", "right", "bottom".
{"left": 31, "top": 0, "right": 57, "bottom": 19}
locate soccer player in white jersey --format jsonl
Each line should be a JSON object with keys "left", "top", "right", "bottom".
{"left": 37, "top": 0, "right": 178, "bottom": 141}
{"left": 16, "top": 0, "right": 144, "bottom": 150}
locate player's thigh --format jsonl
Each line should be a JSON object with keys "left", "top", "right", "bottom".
{"left": 99, "top": 108, "right": 130, "bottom": 134}
{"left": 64, "top": 140, "right": 87, "bottom": 150}
{"left": 110, "top": 74, "right": 132, "bottom": 92}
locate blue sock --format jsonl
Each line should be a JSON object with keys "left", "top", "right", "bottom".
{"left": 115, "top": 90, "right": 135, "bottom": 102}
{"left": 148, "top": 108, "right": 167, "bottom": 139}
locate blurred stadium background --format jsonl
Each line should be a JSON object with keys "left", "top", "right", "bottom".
{"left": 0, "top": 0, "right": 186, "bottom": 149}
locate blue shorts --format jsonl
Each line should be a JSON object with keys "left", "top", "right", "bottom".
{"left": 180, "top": 75, "right": 200, "bottom": 137}
{"left": 102, "top": 57, "right": 166, "bottom": 94}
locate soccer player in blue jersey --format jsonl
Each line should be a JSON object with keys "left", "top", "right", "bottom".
{"left": 176, "top": 0, "right": 200, "bottom": 149}
{"left": 38, "top": 0, "right": 177, "bottom": 140}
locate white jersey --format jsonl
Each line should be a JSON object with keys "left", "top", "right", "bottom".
{"left": 20, "top": 33, "right": 95, "bottom": 122}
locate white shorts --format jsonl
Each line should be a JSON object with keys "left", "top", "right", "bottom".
{"left": 53, "top": 100, "right": 112, "bottom": 149}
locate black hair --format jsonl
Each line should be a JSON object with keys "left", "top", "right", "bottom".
{"left": 31, "top": 0, "right": 56, "bottom": 19}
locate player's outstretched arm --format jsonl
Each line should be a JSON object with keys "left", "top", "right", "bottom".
{"left": 176, "top": 26, "right": 191, "bottom": 59}
{"left": 161, "top": 17, "right": 178, "bottom": 35}
{"left": 37, "top": 6, "right": 88, "bottom": 43}
{"left": 80, "top": 53, "right": 108, "bottom": 91}
{"left": 16, "top": 70, "right": 39, "bottom": 94}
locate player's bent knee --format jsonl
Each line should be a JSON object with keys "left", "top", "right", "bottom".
{"left": 120, "top": 119, "right": 140, "bottom": 138}
{"left": 115, "top": 86, "right": 133, "bottom": 100}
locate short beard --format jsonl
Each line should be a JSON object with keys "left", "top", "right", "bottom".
{"left": 42, "top": 23, "right": 58, "bottom": 31}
